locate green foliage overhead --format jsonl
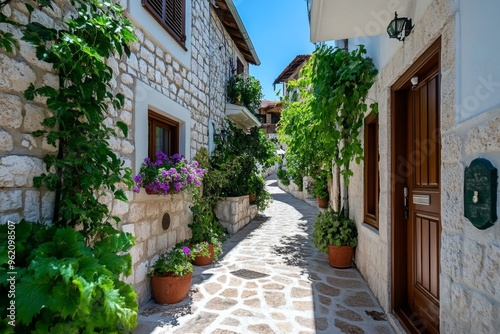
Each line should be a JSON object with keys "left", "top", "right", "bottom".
{"left": 278, "top": 44, "right": 378, "bottom": 201}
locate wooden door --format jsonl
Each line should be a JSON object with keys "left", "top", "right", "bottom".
{"left": 391, "top": 38, "right": 441, "bottom": 334}
{"left": 406, "top": 72, "right": 441, "bottom": 333}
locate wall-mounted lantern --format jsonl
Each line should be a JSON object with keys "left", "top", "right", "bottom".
{"left": 387, "top": 12, "right": 413, "bottom": 41}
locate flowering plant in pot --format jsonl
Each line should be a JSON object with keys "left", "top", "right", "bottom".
{"left": 149, "top": 244, "right": 194, "bottom": 304}
{"left": 133, "top": 152, "right": 206, "bottom": 196}
{"left": 312, "top": 208, "right": 358, "bottom": 268}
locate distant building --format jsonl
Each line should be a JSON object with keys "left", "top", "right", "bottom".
{"left": 273, "top": 54, "right": 310, "bottom": 101}
{"left": 258, "top": 100, "right": 282, "bottom": 139}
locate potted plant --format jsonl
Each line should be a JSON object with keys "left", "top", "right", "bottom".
{"left": 312, "top": 208, "right": 358, "bottom": 268}
{"left": 226, "top": 74, "right": 263, "bottom": 114}
{"left": 133, "top": 151, "right": 206, "bottom": 196}
{"left": 248, "top": 173, "right": 273, "bottom": 211}
{"left": 189, "top": 196, "right": 225, "bottom": 266}
{"left": 313, "top": 170, "right": 330, "bottom": 208}
{"left": 149, "top": 244, "right": 194, "bottom": 304}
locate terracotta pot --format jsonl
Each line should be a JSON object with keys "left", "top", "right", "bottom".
{"left": 249, "top": 194, "right": 256, "bottom": 204}
{"left": 145, "top": 188, "right": 155, "bottom": 195}
{"left": 317, "top": 197, "right": 328, "bottom": 208}
{"left": 151, "top": 272, "right": 192, "bottom": 304}
{"left": 327, "top": 245, "right": 354, "bottom": 268}
{"left": 193, "top": 244, "right": 215, "bottom": 266}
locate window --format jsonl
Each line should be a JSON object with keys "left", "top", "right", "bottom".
{"left": 364, "top": 113, "right": 379, "bottom": 229}
{"left": 142, "top": 0, "right": 186, "bottom": 48}
{"left": 148, "top": 110, "right": 179, "bottom": 158}
{"left": 236, "top": 58, "right": 244, "bottom": 74}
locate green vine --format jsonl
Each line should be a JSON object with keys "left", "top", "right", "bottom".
{"left": 0, "top": 0, "right": 138, "bottom": 331}
{"left": 278, "top": 44, "right": 378, "bottom": 212}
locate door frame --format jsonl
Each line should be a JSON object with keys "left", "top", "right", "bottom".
{"left": 391, "top": 37, "right": 441, "bottom": 333}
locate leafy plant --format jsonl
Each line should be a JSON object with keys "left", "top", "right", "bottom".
{"left": 278, "top": 44, "right": 377, "bottom": 214}
{"left": 227, "top": 74, "right": 264, "bottom": 114}
{"left": 309, "top": 169, "right": 330, "bottom": 201}
{"left": 133, "top": 152, "right": 206, "bottom": 196}
{"left": 276, "top": 164, "right": 290, "bottom": 186}
{"left": 248, "top": 174, "right": 272, "bottom": 211}
{"left": 150, "top": 244, "right": 194, "bottom": 277}
{"left": 0, "top": 221, "right": 137, "bottom": 333}
{"left": 189, "top": 195, "right": 226, "bottom": 244}
{"left": 0, "top": 0, "right": 139, "bottom": 331}
{"left": 191, "top": 241, "right": 223, "bottom": 262}
{"left": 205, "top": 121, "right": 277, "bottom": 206}
{"left": 312, "top": 208, "right": 358, "bottom": 253}
{"left": 17, "top": 0, "right": 138, "bottom": 237}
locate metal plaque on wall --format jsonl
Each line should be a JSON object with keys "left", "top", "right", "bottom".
{"left": 464, "top": 158, "right": 498, "bottom": 230}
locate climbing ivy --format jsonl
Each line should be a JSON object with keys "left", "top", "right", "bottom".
{"left": 278, "top": 44, "right": 378, "bottom": 211}
{"left": 0, "top": 0, "right": 138, "bottom": 331}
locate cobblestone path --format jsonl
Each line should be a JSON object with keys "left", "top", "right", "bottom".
{"left": 135, "top": 176, "right": 395, "bottom": 334}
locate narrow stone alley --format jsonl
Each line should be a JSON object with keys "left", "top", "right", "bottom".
{"left": 135, "top": 176, "right": 394, "bottom": 334}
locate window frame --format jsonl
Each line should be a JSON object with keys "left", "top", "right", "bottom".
{"left": 363, "top": 112, "right": 379, "bottom": 229}
{"left": 141, "top": 0, "right": 187, "bottom": 50}
{"left": 236, "top": 58, "right": 244, "bottom": 74}
{"left": 148, "top": 110, "right": 179, "bottom": 159}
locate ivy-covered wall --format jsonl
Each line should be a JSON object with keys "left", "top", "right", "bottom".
{"left": 0, "top": 0, "right": 250, "bottom": 304}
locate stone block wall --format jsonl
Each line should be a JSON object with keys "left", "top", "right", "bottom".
{"left": 214, "top": 195, "right": 257, "bottom": 234}
{"left": 277, "top": 177, "right": 315, "bottom": 202}
{"left": 439, "top": 111, "right": 500, "bottom": 334}
{"left": 0, "top": 0, "right": 250, "bottom": 305}
{"left": 0, "top": 0, "right": 66, "bottom": 225}
{"left": 121, "top": 192, "right": 193, "bottom": 303}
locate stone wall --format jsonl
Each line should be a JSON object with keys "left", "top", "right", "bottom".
{"left": 345, "top": 0, "right": 500, "bottom": 331}
{"left": 0, "top": 0, "right": 250, "bottom": 305}
{"left": 121, "top": 193, "right": 193, "bottom": 301}
{"left": 214, "top": 195, "right": 258, "bottom": 234}
{"left": 277, "top": 177, "right": 315, "bottom": 202}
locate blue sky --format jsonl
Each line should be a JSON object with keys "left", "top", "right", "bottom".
{"left": 235, "top": 0, "right": 315, "bottom": 100}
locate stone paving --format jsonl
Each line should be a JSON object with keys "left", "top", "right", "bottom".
{"left": 135, "top": 176, "right": 395, "bottom": 334}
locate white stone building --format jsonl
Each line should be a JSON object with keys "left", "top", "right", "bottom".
{"left": 0, "top": 0, "right": 260, "bottom": 304}
{"left": 309, "top": 0, "right": 500, "bottom": 333}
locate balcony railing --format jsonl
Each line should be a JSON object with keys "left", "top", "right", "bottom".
{"left": 261, "top": 123, "right": 277, "bottom": 134}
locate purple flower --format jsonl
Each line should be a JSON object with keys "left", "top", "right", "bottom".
{"left": 133, "top": 185, "right": 140, "bottom": 193}
{"left": 181, "top": 246, "right": 191, "bottom": 256}
{"left": 133, "top": 175, "right": 143, "bottom": 183}
{"left": 174, "top": 182, "right": 182, "bottom": 192}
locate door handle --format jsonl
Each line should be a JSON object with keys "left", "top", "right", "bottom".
{"left": 404, "top": 186, "right": 409, "bottom": 220}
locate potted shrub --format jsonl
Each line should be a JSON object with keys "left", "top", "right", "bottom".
{"left": 313, "top": 170, "right": 329, "bottom": 208}
{"left": 189, "top": 196, "right": 225, "bottom": 266}
{"left": 248, "top": 173, "right": 272, "bottom": 211}
{"left": 227, "top": 74, "right": 263, "bottom": 114}
{"left": 149, "top": 244, "right": 194, "bottom": 304}
{"left": 133, "top": 152, "right": 205, "bottom": 196}
{"left": 312, "top": 208, "right": 358, "bottom": 268}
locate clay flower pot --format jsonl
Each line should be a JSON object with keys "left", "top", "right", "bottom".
{"left": 193, "top": 244, "right": 215, "bottom": 266}
{"left": 327, "top": 245, "right": 354, "bottom": 268}
{"left": 249, "top": 194, "right": 256, "bottom": 204}
{"left": 317, "top": 197, "right": 328, "bottom": 208}
{"left": 151, "top": 272, "right": 192, "bottom": 304}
